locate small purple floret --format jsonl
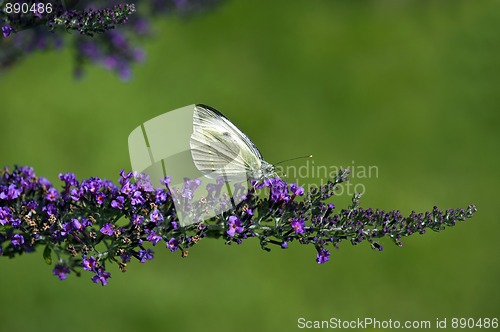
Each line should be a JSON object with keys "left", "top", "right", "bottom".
{"left": 316, "top": 249, "right": 330, "bottom": 264}
{"left": 150, "top": 209, "right": 164, "bottom": 224}
{"left": 2, "top": 25, "right": 13, "bottom": 38}
{"left": 227, "top": 216, "right": 244, "bottom": 237}
{"left": 167, "top": 238, "right": 179, "bottom": 252}
{"left": 82, "top": 256, "right": 97, "bottom": 271}
{"left": 53, "top": 265, "right": 71, "bottom": 280}
{"left": 291, "top": 219, "right": 305, "bottom": 234}
{"left": 100, "top": 223, "right": 115, "bottom": 236}
{"left": 146, "top": 230, "right": 162, "bottom": 246}
{"left": 11, "top": 234, "right": 25, "bottom": 247}
{"left": 290, "top": 183, "right": 305, "bottom": 196}
{"left": 111, "top": 195, "right": 125, "bottom": 210}
{"left": 138, "top": 249, "right": 154, "bottom": 263}
{"left": 91, "top": 267, "right": 111, "bottom": 286}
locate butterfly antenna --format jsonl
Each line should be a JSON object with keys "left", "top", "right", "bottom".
{"left": 275, "top": 154, "right": 312, "bottom": 165}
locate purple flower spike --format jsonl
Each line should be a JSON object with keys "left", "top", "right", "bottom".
{"left": 0, "top": 165, "right": 477, "bottom": 285}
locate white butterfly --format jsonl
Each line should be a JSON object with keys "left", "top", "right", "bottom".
{"left": 190, "top": 104, "right": 276, "bottom": 182}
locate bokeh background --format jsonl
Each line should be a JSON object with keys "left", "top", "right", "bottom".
{"left": 1, "top": 1, "right": 499, "bottom": 331}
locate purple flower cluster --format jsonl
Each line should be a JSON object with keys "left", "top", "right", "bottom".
{"left": 0, "top": 0, "right": 222, "bottom": 79}
{"left": 0, "top": 165, "right": 476, "bottom": 285}
{"left": 48, "top": 4, "right": 136, "bottom": 37}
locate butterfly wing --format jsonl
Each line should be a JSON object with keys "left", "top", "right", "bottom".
{"left": 190, "top": 104, "right": 263, "bottom": 181}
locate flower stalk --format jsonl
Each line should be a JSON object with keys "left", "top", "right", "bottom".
{"left": 0, "top": 165, "right": 476, "bottom": 286}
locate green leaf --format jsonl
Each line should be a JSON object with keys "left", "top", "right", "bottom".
{"left": 43, "top": 246, "right": 52, "bottom": 265}
{"left": 0, "top": 225, "right": 12, "bottom": 233}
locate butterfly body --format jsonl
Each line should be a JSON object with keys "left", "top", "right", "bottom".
{"left": 190, "top": 104, "right": 276, "bottom": 182}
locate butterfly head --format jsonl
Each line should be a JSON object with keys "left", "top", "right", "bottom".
{"left": 262, "top": 160, "right": 275, "bottom": 175}
{"left": 255, "top": 160, "right": 277, "bottom": 181}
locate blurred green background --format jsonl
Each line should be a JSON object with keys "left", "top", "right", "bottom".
{"left": 1, "top": 0, "right": 499, "bottom": 331}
